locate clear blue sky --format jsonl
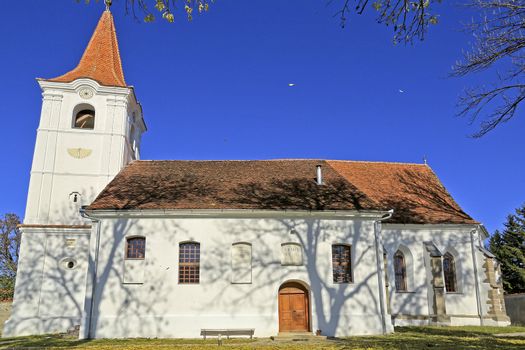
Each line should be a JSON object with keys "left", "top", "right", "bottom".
{"left": 0, "top": 1, "right": 523, "bottom": 233}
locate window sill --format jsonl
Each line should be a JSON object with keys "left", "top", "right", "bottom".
{"left": 445, "top": 292, "right": 463, "bottom": 295}
{"left": 395, "top": 290, "right": 417, "bottom": 294}
{"left": 72, "top": 127, "right": 95, "bottom": 131}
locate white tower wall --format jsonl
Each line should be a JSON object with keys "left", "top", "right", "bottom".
{"left": 24, "top": 79, "right": 145, "bottom": 225}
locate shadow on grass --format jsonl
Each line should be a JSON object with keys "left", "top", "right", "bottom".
{"left": 1, "top": 327, "right": 524, "bottom": 349}
{"left": 395, "top": 325, "right": 525, "bottom": 337}
{"left": 0, "top": 334, "right": 91, "bottom": 349}
{"left": 0, "top": 334, "right": 257, "bottom": 349}
{"left": 334, "top": 326, "right": 525, "bottom": 350}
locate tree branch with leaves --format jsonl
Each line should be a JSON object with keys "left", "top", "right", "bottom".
{"left": 85, "top": 0, "right": 442, "bottom": 43}
{"left": 81, "top": 0, "right": 213, "bottom": 22}
{"left": 81, "top": 1, "right": 525, "bottom": 137}
{"left": 0, "top": 213, "right": 21, "bottom": 300}
{"left": 332, "top": 0, "right": 442, "bottom": 43}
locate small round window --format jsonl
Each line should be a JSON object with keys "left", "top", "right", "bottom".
{"left": 60, "top": 258, "right": 78, "bottom": 270}
{"left": 74, "top": 109, "right": 95, "bottom": 129}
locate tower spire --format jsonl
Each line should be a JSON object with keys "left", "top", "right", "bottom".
{"left": 45, "top": 8, "right": 126, "bottom": 87}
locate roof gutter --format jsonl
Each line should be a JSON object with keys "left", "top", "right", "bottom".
{"left": 82, "top": 208, "right": 391, "bottom": 220}
{"left": 374, "top": 209, "right": 394, "bottom": 334}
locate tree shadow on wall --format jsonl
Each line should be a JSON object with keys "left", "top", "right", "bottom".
{"left": 87, "top": 217, "right": 188, "bottom": 338}
{"left": 196, "top": 178, "right": 388, "bottom": 336}
{"left": 200, "top": 217, "right": 383, "bottom": 336}
{"left": 6, "top": 198, "right": 184, "bottom": 339}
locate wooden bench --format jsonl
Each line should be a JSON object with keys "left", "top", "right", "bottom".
{"left": 200, "top": 328, "right": 255, "bottom": 345}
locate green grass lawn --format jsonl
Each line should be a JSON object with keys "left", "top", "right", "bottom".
{"left": 0, "top": 326, "right": 524, "bottom": 349}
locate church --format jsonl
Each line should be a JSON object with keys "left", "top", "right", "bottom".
{"left": 4, "top": 5, "right": 510, "bottom": 339}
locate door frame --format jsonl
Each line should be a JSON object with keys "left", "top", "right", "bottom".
{"left": 278, "top": 281, "right": 311, "bottom": 332}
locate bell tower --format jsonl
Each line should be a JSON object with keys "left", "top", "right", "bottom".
{"left": 4, "top": 5, "right": 146, "bottom": 338}
{"left": 24, "top": 7, "right": 146, "bottom": 225}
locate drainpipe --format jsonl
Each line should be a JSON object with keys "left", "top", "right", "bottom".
{"left": 470, "top": 227, "right": 484, "bottom": 326}
{"left": 80, "top": 207, "right": 102, "bottom": 339}
{"left": 374, "top": 209, "right": 394, "bottom": 334}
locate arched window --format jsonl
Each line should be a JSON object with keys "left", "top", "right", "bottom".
{"left": 332, "top": 244, "right": 352, "bottom": 283}
{"left": 179, "top": 242, "right": 200, "bottom": 284}
{"left": 125, "top": 237, "right": 145, "bottom": 259}
{"left": 74, "top": 109, "right": 95, "bottom": 129}
{"left": 130, "top": 124, "right": 138, "bottom": 156}
{"left": 394, "top": 250, "right": 407, "bottom": 291}
{"left": 443, "top": 252, "right": 457, "bottom": 292}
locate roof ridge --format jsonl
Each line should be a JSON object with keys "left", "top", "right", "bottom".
{"left": 133, "top": 159, "right": 325, "bottom": 162}
{"left": 131, "top": 159, "right": 428, "bottom": 166}
{"left": 327, "top": 160, "right": 428, "bottom": 166}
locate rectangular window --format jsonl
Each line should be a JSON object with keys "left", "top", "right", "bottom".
{"left": 123, "top": 237, "right": 146, "bottom": 284}
{"left": 332, "top": 244, "right": 352, "bottom": 283}
{"left": 179, "top": 242, "right": 200, "bottom": 284}
{"left": 126, "top": 237, "right": 146, "bottom": 259}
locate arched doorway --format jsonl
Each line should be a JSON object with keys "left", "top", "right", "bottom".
{"left": 278, "top": 281, "right": 310, "bottom": 332}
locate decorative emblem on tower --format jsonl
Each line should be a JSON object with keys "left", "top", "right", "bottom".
{"left": 78, "top": 88, "right": 94, "bottom": 99}
{"left": 67, "top": 148, "right": 93, "bottom": 159}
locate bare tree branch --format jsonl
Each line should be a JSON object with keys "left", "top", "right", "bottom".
{"left": 453, "top": 0, "right": 525, "bottom": 137}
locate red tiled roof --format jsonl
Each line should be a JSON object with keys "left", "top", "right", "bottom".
{"left": 88, "top": 160, "right": 477, "bottom": 225}
{"left": 89, "top": 160, "right": 378, "bottom": 212}
{"left": 46, "top": 10, "right": 126, "bottom": 87}
{"left": 327, "top": 161, "right": 476, "bottom": 224}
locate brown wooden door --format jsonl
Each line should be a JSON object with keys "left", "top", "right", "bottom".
{"left": 278, "top": 283, "right": 309, "bottom": 332}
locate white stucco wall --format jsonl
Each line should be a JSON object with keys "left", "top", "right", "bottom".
{"left": 5, "top": 217, "right": 510, "bottom": 338}
{"left": 83, "top": 215, "right": 390, "bottom": 338}
{"left": 382, "top": 224, "right": 490, "bottom": 326}
{"left": 3, "top": 227, "right": 90, "bottom": 336}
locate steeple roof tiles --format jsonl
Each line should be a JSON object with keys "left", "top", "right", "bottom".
{"left": 46, "top": 10, "right": 126, "bottom": 87}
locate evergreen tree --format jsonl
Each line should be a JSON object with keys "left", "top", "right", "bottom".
{"left": 489, "top": 204, "right": 525, "bottom": 293}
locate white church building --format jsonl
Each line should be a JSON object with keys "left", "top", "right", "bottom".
{"left": 4, "top": 6, "right": 510, "bottom": 339}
